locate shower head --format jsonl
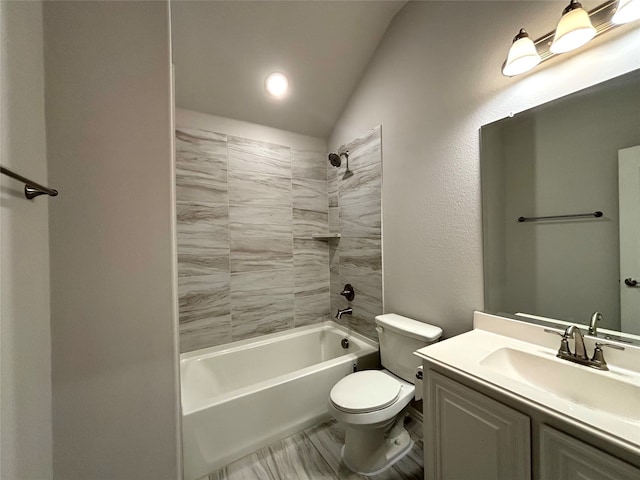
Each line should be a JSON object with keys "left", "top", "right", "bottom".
{"left": 328, "top": 153, "right": 342, "bottom": 167}
{"left": 328, "top": 151, "right": 350, "bottom": 169}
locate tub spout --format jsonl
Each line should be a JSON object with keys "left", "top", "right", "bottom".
{"left": 336, "top": 307, "right": 353, "bottom": 319}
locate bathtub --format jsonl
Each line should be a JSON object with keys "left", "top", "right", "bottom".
{"left": 180, "top": 320, "right": 379, "bottom": 480}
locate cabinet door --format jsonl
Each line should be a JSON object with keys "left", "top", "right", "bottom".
{"left": 425, "top": 370, "right": 531, "bottom": 480}
{"left": 540, "top": 425, "right": 640, "bottom": 480}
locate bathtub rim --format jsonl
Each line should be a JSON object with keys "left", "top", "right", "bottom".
{"left": 180, "top": 320, "right": 377, "bottom": 362}
{"left": 180, "top": 320, "right": 379, "bottom": 415}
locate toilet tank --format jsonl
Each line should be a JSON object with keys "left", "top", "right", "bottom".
{"left": 375, "top": 314, "right": 443, "bottom": 383}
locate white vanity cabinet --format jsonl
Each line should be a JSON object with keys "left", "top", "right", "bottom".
{"left": 424, "top": 370, "right": 531, "bottom": 480}
{"left": 422, "top": 366, "right": 640, "bottom": 480}
{"left": 540, "top": 425, "right": 640, "bottom": 480}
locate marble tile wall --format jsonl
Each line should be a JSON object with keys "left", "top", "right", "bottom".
{"left": 176, "top": 127, "right": 330, "bottom": 352}
{"left": 329, "top": 126, "right": 383, "bottom": 340}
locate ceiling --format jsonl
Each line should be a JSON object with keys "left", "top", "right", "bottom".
{"left": 171, "top": 1, "right": 405, "bottom": 139}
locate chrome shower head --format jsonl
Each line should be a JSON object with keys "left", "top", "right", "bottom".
{"left": 328, "top": 153, "right": 342, "bottom": 167}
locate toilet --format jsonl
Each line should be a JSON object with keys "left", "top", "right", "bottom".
{"left": 328, "top": 313, "right": 442, "bottom": 475}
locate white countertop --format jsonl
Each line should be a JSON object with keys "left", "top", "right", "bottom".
{"left": 415, "top": 313, "right": 640, "bottom": 455}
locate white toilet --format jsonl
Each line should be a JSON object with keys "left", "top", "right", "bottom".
{"left": 328, "top": 313, "right": 442, "bottom": 475}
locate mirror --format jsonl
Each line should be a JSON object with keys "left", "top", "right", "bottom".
{"left": 481, "top": 69, "right": 640, "bottom": 338}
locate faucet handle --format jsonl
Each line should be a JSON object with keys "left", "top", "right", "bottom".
{"left": 590, "top": 342, "right": 624, "bottom": 370}
{"left": 594, "top": 342, "right": 625, "bottom": 351}
{"left": 544, "top": 329, "right": 572, "bottom": 357}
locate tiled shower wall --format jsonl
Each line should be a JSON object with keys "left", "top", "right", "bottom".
{"left": 176, "top": 128, "right": 330, "bottom": 353}
{"left": 330, "top": 126, "right": 383, "bottom": 340}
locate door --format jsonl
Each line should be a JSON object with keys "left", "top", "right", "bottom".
{"left": 618, "top": 145, "right": 640, "bottom": 335}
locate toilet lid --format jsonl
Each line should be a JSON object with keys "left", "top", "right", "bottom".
{"left": 330, "top": 371, "right": 401, "bottom": 413}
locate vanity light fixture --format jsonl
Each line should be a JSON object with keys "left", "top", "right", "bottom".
{"left": 502, "top": 0, "right": 639, "bottom": 77}
{"left": 502, "top": 29, "right": 542, "bottom": 76}
{"left": 612, "top": 0, "right": 640, "bottom": 24}
{"left": 265, "top": 72, "right": 288, "bottom": 98}
{"left": 550, "top": 0, "right": 597, "bottom": 54}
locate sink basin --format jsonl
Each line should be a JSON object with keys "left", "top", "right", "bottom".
{"left": 480, "top": 347, "right": 640, "bottom": 422}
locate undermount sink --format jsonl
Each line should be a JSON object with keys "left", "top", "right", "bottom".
{"left": 480, "top": 347, "right": 640, "bottom": 423}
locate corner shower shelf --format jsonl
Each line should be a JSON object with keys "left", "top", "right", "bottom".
{"left": 310, "top": 233, "right": 341, "bottom": 241}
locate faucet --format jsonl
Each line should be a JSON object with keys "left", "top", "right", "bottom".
{"left": 335, "top": 307, "right": 352, "bottom": 319}
{"left": 564, "top": 325, "right": 588, "bottom": 360}
{"left": 589, "top": 311, "right": 603, "bottom": 335}
{"left": 545, "top": 325, "right": 625, "bottom": 371}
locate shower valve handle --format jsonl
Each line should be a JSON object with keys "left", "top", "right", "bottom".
{"left": 340, "top": 284, "right": 355, "bottom": 301}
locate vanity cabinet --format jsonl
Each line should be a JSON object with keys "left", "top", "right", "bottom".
{"left": 540, "top": 425, "right": 640, "bottom": 480}
{"left": 424, "top": 371, "right": 531, "bottom": 480}
{"left": 423, "top": 367, "right": 640, "bottom": 480}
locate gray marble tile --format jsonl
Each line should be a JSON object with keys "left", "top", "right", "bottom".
{"left": 230, "top": 205, "right": 293, "bottom": 239}
{"left": 228, "top": 135, "right": 291, "bottom": 177}
{"left": 339, "top": 126, "right": 381, "bottom": 162}
{"left": 294, "top": 290, "right": 330, "bottom": 327}
{"left": 292, "top": 149, "right": 326, "bottom": 181}
{"left": 294, "top": 266, "right": 330, "bottom": 326}
{"left": 328, "top": 167, "right": 339, "bottom": 208}
{"left": 338, "top": 237, "right": 382, "bottom": 274}
{"left": 177, "top": 202, "right": 230, "bottom": 276}
{"left": 176, "top": 128, "right": 228, "bottom": 204}
{"left": 228, "top": 171, "right": 292, "bottom": 207}
{"left": 338, "top": 159, "right": 381, "bottom": 208}
{"left": 209, "top": 418, "right": 424, "bottom": 480}
{"left": 179, "top": 315, "right": 232, "bottom": 353}
{"left": 293, "top": 208, "right": 328, "bottom": 238}
{"left": 230, "top": 237, "right": 293, "bottom": 273}
{"left": 328, "top": 207, "right": 339, "bottom": 234}
{"left": 178, "top": 274, "right": 231, "bottom": 351}
{"left": 230, "top": 269, "right": 294, "bottom": 341}
{"left": 178, "top": 274, "right": 231, "bottom": 324}
{"left": 292, "top": 178, "right": 328, "bottom": 213}
{"left": 293, "top": 238, "right": 329, "bottom": 269}
{"left": 339, "top": 198, "right": 381, "bottom": 238}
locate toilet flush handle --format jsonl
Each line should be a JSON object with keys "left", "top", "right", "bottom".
{"left": 375, "top": 326, "right": 383, "bottom": 335}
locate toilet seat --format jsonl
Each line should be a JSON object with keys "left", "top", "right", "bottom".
{"left": 330, "top": 371, "right": 401, "bottom": 414}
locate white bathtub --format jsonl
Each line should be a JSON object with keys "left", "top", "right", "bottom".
{"left": 180, "top": 320, "right": 379, "bottom": 480}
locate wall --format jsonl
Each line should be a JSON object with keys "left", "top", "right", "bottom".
{"left": 483, "top": 77, "right": 640, "bottom": 328}
{"left": 43, "top": 2, "right": 181, "bottom": 478}
{"left": 175, "top": 109, "right": 330, "bottom": 352}
{"left": 329, "top": 127, "right": 383, "bottom": 339}
{"left": 0, "top": 1, "right": 52, "bottom": 478}
{"left": 329, "top": 1, "right": 640, "bottom": 337}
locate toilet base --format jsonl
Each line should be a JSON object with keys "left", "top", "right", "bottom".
{"left": 340, "top": 414, "right": 414, "bottom": 475}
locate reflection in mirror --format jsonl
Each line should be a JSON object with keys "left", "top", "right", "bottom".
{"left": 481, "top": 69, "right": 640, "bottom": 338}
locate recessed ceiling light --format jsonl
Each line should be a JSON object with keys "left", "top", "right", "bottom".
{"left": 265, "top": 72, "right": 288, "bottom": 97}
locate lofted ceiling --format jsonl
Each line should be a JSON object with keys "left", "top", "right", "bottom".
{"left": 171, "top": 1, "right": 405, "bottom": 139}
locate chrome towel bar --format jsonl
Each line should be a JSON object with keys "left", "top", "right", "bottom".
{"left": 1, "top": 164, "right": 58, "bottom": 200}
{"left": 517, "top": 211, "right": 602, "bottom": 222}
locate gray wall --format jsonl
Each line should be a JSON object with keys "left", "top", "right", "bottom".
{"left": 43, "top": 2, "right": 181, "bottom": 478}
{"left": 329, "top": 1, "right": 640, "bottom": 337}
{"left": 0, "top": 2, "right": 52, "bottom": 478}
{"left": 485, "top": 78, "right": 640, "bottom": 329}
{"left": 330, "top": 127, "right": 383, "bottom": 339}
{"left": 175, "top": 109, "right": 330, "bottom": 352}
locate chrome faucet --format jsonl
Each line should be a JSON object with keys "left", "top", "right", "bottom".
{"left": 335, "top": 307, "right": 352, "bottom": 319}
{"left": 564, "top": 325, "right": 588, "bottom": 360}
{"left": 545, "top": 325, "right": 624, "bottom": 371}
{"left": 589, "top": 311, "right": 603, "bottom": 335}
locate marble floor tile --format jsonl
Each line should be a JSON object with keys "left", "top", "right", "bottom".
{"left": 206, "top": 418, "right": 423, "bottom": 480}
